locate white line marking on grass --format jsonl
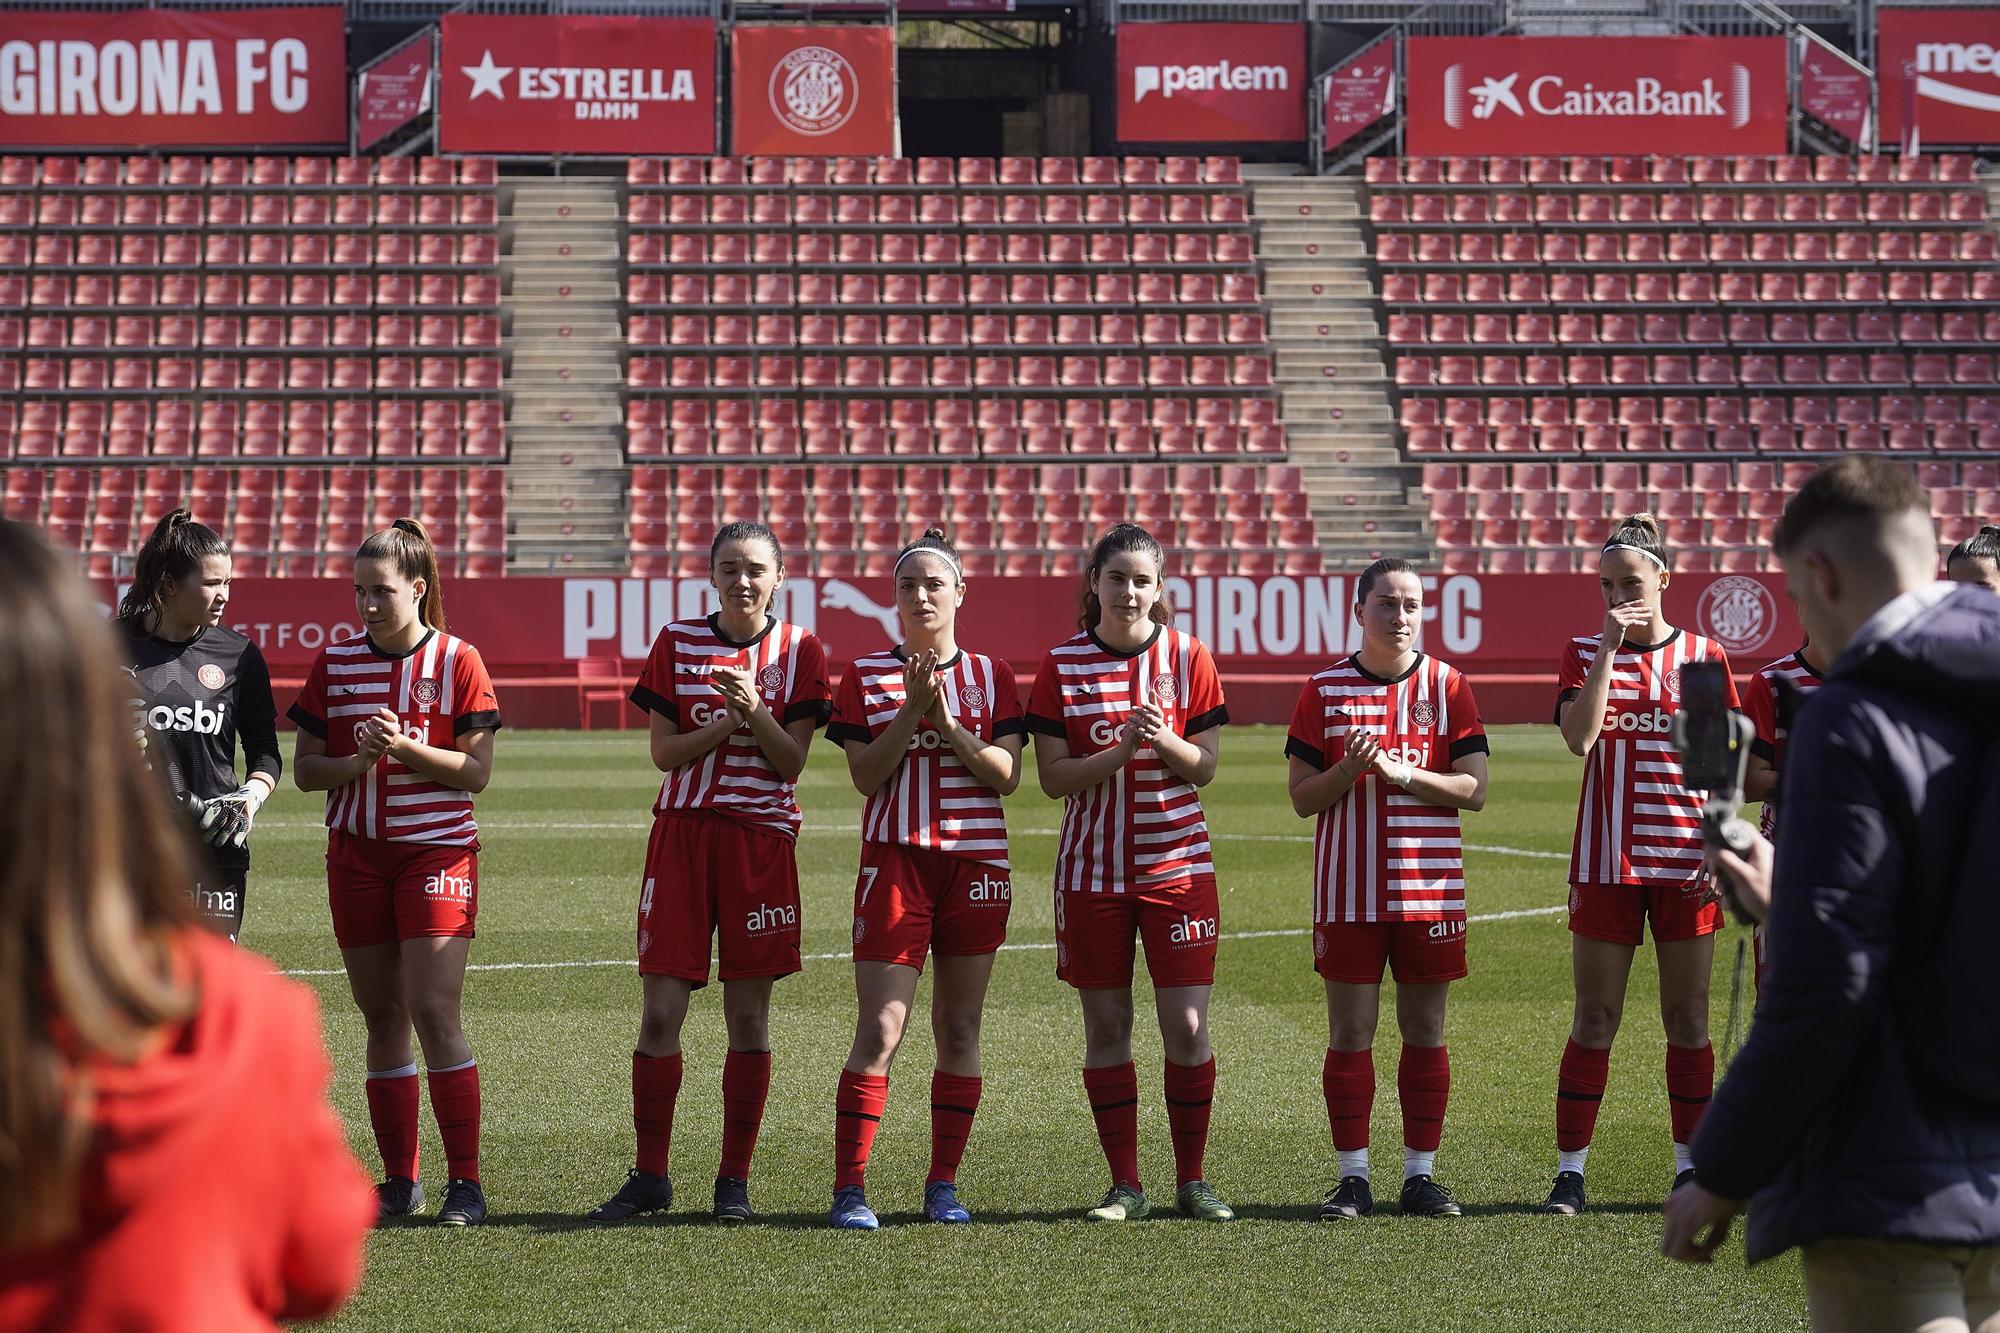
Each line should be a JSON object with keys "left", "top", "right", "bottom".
{"left": 277, "top": 904, "right": 1566, "bottom": 978}
{"left": 259, "top": 819, "right": 1571, "bottom": 862}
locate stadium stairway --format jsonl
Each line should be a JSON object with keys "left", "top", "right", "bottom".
{"left": 1248, "top": 175, "right": 1423, "bottom": 562}
{"left": 498, "top": 176, "right": 627, "bottom": 572}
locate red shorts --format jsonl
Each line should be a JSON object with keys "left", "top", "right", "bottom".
{"left": 326, "top": 831, "right": 478, "bottom": 950}
{"left": 639, "top": 811, "right": 800, "bottom": 986}
{"left": 1055, "top": 877, "right": 1219, "bottom": 990}
{"left": 1567, "top": 879, "right": 1723, "bottom": 947}
{"left": 852, "top": 841, "right": 1010, "bottom": 970}
{"left": 1314, "top": 919, "right": 1468, "bottom": 985}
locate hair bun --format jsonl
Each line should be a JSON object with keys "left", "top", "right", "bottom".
{"left": 392, "top": 517, "right": 423, "bottom": 536}
{"left": 923, "top": 526, "right": 946, "bottom": 541}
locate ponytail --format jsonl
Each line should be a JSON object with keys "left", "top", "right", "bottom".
{"left": 117, "top": 509, "right": 228, "bottom": 627}
{"left": 1948, "top": 524, "right": 2000, "bottom": 565}
{"left": 1078, "top": 523, "right": 1175, "bottom": 632}
{"left": 357, "top": 518, "right": 446, "bottom": 631}
{"left": 1602, "top": 512, "right": 1670, "bottom": 572}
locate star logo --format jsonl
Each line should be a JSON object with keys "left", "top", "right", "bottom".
{"left": 1470, "top": 73, "right": 1522, "bottom": 119}
{"left": 462, "top": 50, "right": 512, "bottom": 101}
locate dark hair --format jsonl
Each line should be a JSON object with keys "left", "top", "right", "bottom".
{"left": 1601, "top": 512, "right": 1670, "bottom": 571}
{"left": 1079, "top": 523, "right": 1175, "bottom": 631}
{"left": 356, "top": 518, "right": 446, "bottom": 631}
{"left": 895, "top": 527, "right": 962, "bottom": 582}
{"left": 1947, "top": 524, "right": 2000, "bottom": 566}
{"left": 710, "top": 521, "right": 784, "bottom": 572}
{"left": 1355, "top": 557, "right": 1420, "bottom": 605}
{"left": 117, "top": 510, "right": 228, "bottom": 627}
{"left": 1772, "top": 458, "right": 1928, "bottom": 557}
{"left": 0, "top": 521, "right": 197, "bottom": 1246}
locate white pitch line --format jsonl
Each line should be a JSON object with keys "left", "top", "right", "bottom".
{"left": 277, "top": 904, "right": 1566, "bottom": 979}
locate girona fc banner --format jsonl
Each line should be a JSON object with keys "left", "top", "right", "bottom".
{"left": 0, "top": 7, "right": 345, "bottom": 147}
{"left": 1116, "top": 23, "right": 1304, "bottom": 143}
{"left": 1405, "top": 36, "right": 1786, "bottom": 155}
{"left": 730, "top": 25, "right": 894, "bottom": 156}
{"left": 438, "top": 15, "right": 716, "bottom": 155}
{"left": 1878, "top": 9, "right": 2000, "bottom": 148}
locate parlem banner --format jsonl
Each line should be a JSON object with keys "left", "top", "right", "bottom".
{"left": 1116, "top": 22, "right": 1305, "bottom": 142}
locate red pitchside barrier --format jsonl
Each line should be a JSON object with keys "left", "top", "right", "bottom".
{"left": 142, "top": 573, "right": 1801, "bottom": 728}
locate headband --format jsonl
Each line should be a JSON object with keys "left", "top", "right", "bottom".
{"left": 1602, "top": 541, "right": 1668, "bottom": 571}
{"left": 893, "top": 543, "right": 962, "bottom": 580}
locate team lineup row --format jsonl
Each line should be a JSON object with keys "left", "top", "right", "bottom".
{"left": 119, "top": 510, "right": 2000, "bottom": 1230}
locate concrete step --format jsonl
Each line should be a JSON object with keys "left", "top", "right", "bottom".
{"left": 508, "top": 280, "right": 622, "bottom": 301}
{"left": 506, "top": 199, "right": 620, "bottom": 223}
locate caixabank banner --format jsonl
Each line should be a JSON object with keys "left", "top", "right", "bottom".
{"left": 730, "top": 24, "right": 894, "bottom": 156}
{"left": 0, "top": 7, "right": 346, "bottom": 146}
{"left": 1405, "top": 36, "right": 1786, "bottom": 155}
{"left": 1878, "top": 8, "right": 2000, "bottom": 148}
{"left": 438, "top": 14, "right": 716, "bottom": 154}
{"left": 1116, "top": 22, "right": 1304, "bottom": 142}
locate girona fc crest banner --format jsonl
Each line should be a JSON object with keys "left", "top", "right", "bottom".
{"left": 438, "top": 15, "right": 716, "bottom": 154}
{"left": 1405, "top": 36, "right": 1786, "bottom": 155}
{"left": 730, "top": 24, "right": 895, "bottom": 156}
{"left": 0, "top": 7, "right": 346, "bottom": 147}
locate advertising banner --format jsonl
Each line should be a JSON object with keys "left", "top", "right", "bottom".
{"left": 438, "top": 14, "right": 716, "bottom": 155}
{"left": 1320, "top": 46, "right": 1396, "bottom": 153}
{"left": 175, "top": 573, "right": 1801, "bottom": 681}
{"left": 0, "top": 6, "right": 346, "bottom": 147}
{"left": 1405, "top": 36, "right": 1786, "bottom": 155}
{"left": 1878, "top": 8, "right": 2000, "bottom": 148}
{"left": 730, "top": 24, "right": 895, "bottom": 156}
{"left": 1796, "top": 35, "right": 1872, "bottom": 146}
{"left": 1116, "top": 22, "right": 1305, "bottom": 142}
{"left": 355, "top": 34, "right": 433, "bottom": 151}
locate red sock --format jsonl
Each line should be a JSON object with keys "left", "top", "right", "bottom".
{"left": 1322, "top": 1048, "right": 1375, "bottom": 1151}
{"left": 834, "top": 1069, "right": 890, "bottom": 1191}
{"left": 1164, "top": 1057, "right": 1216, "bottom": 1187}
{"left": 1083, "top": 1062, "right": 1142, "bottom": 1190}
{"left": 364, "top": 1068, "right": 420, "bottom": 1181}
{"left": 1557, "top": 1038, "right": 1612, "bottom": 1152}
{"left": 632, "top": 1050, "right": 683, "bottom": 1177}
{"left": 718, "top": 1049, "right": 771, "bottom": 1180}
{"left": 1398, "top": 1044, "right": 1450, "bottom": 1153}
{"left": 1666, "top": 1042, "right": 1715, "bottom": 1146}
{"left": 427, "top": 1062, "right": 481, "bottom": 1183}
{"left": 928, "top": 1071, "right": 982, "bottom": 1185}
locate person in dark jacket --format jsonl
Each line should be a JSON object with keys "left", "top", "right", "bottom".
{"left": 1662, "top": 457, "right": 2000, "bottom": 1333}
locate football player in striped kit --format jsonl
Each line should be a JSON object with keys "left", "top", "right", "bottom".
{"left": 1285, "top": 559, "right": 1489, "bottom": 1222}
{"left": 589, "top": 521, "right": 832, "bottom": 1227}
{"left": 290, "top": 519, "right": 502, "bottom": 1228}
{"left": 821, "top": 529, "right": 1027, "bottom": 1230}
{"left": 1543, "top": 514, "right": 1738, "bottom": 1217}
{"left": 1740, "top": 641, "right": 1825, "bottom": 993}
{"left": 1026, "top": 524, "right": 1235, "bottom": 1225}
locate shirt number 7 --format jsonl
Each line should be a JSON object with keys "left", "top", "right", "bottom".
{"left": 858, "top": 866, "right": 879, "bottom": 909}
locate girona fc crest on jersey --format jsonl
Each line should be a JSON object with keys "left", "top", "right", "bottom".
{"left": 758, "top": 664, "right": 786, "bottom": 694}
{"left": 1664, "top": 669, "right": 1683, "bottom": 701}
{"left": 198, "top": 664, "right": 225, "bottom": 690}
{"left": 1410, "top": 698, "right": 1436, "bottom": 729}
{"left": 1151, "top": 674, "right": 1179, "bottom": 704}
{"left": 960, "top": 685, "right": 987, "bottom": 710}
{"left": 414, "top": 678, "right": 440, "bottom": 708}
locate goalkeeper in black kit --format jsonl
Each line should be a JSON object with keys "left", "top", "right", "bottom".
{"left": 118, "top": 512, "right": 281, "bottom": 939}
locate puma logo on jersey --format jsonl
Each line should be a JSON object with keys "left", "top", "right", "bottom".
{"left": 145, "top": 700, "right": 227, "bottom": 735}
{"left": 966, "top": 874, "right": 1011, "bottom": 903}
{"left": 745, "top": 902, "right": 797, "bottom": 934}
{"left": 1603, "top": 707, "right": 1675, "bottom": 733}
{"left": 1169, "top": 914, "right": 1218, "bottom": 945}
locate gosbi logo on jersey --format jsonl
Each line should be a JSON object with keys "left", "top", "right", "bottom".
{"left": 354, "top": 716, "right": 430, "bottom": 748}
{"left": 197, "top": 663, "right": 225, "bottom": 690}
{"left": 1602, "top": 706, "right": 1675, "bottom": 733}
{"left": 745, "top": 901, "right": 797, "bottom": 935}
{"left": 965, "top": 873, "right": 1011, "bottom": 904}
{"left": 1087, "top": 717, "right": 1123, "bottom": 747}
{"left": 905, "top": 727, "right": 953, "bottom": 752}
{"left": 1170, "top": 913, "right": 1218, "bottom": 946}
{"left": 146, "top": 700, "right": 228, "bottom": 735}
{"left": 1381, "top": 743, "right": 1432, "bottom": 768}
{"left": 688, "top": 701, "right": 733, "bottom": 727}
{"left": 423, "top": 871, "right": 473, "bottom": 900}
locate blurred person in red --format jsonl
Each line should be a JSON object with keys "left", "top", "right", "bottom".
{"left": 0, "top": 519, "right": 374, "bottom": 1331}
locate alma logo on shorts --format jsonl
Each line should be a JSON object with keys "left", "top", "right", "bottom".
{"left": 424, "top": 872, "right": 473, "bottom": 900}
{"left": 745, "top": 902, "right": 798, "bottom": 935}
{"left": 1169, "top": 914, "right": 1218, "bottom": 946}
{"left": 965, "top": 874, "right": 1011, "bottom": 904}
{"left": 1427, "top": 918, "right": 1467, "bottom": 942}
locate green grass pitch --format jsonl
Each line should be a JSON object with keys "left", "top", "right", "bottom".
{"left": 242, "top": 724, "right": 1804, "bottom": 1330}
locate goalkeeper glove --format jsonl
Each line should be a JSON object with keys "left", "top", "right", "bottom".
{"left": 197, "top": 782, "right": 267, "bottom": 850}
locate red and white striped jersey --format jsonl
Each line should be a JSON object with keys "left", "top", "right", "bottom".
{"left": 1286, "top": 654, "right": 1489, "bottom": 923}
{"left": 1556, "top": 629, "right": 1739, "bottom": 887}
{"left": 1742, "top": 649, "right": 1825, "bottom": 841}
{"left": 828, "top": 648, "right": 1026, "bottom": 867}
{"left": 629, "top": 614, "right": 832, "bottom": 839}
{"left": 288, "top": 630, "right": 501, "bottom": 847}
{"left": 1026, "top": 625, "right": 1228, "bottom": 894}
